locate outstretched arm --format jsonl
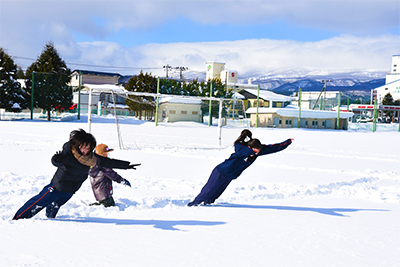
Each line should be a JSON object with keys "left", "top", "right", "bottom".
{"left": 98, "top": 156, "right": 134, "bottom": 169}
{"left": 257, "top": 138, "right": 293, "bottom": 156}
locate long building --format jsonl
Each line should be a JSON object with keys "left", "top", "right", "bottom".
{"left": 372, "top": 55, "right": 400, "bottom": 104}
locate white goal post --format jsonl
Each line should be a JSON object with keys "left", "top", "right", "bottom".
{"left": 85, "top": 84, "right": 249, "bottom": 149}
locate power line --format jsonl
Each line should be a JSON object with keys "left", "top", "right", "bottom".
{"left": 12, "top": 56, "right": 162, "bottom": 70}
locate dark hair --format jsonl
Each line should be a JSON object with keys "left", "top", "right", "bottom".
{"left": 69, "top": 129, "right": 96, "bottom": 155}
{"left": 234, "top": 129, "right": 252, "bottom": 146}
{"left": 248, "top": 138, "right": 262, "bottom": 149}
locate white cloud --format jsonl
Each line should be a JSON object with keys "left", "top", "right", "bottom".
{"left": 1, "top": 0, "right": 398, "bottom": 76}
{"left": 2, "top": 0, "right": 399, "bottom": 38}
{"left": 66, "top": 34, "right": 399, "bottom": 77}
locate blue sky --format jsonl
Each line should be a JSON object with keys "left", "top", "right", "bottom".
{"left": 78, "top": 17, "right": 344, "bottom": 46}
{"left": 1, "top": 0, "right": 399, "bottom": 76}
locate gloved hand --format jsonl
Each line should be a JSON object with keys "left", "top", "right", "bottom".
{"left": 128, "top": 163, "right": 141, "bottom": 170}
{"left": 53, "top": 151, "right": 66, "bottom": 164}
{"left": 121, "top": 179, "right": 131, "bottom": 187}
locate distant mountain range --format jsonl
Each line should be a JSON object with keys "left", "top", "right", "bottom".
{"left": 133, "top": 69, "right": 388, "bottom": 102}
{"left": 237, "top": 69, "right": 387, "bottom": 101}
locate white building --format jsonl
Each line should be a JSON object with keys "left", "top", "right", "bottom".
{"left": 205, "top": 61, "right": 239, "bottom": 88}
{"left": 372, "top": 55, "right": 400, "bottom": 104}
{"left": 291, "top": 91, "right": 341, "bottom": 110}
{"left": 70, "top": 70, "right": 126, "bottom": 111}
{"left": 246, "top": 105, "right": 354, "bottom": 130}
{"left": 157, "top": 97, "right": 202, "bottom": 123}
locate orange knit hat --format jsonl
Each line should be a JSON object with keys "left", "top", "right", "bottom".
{"left": 94, "top": 144, "right": 114, "bottom": 155}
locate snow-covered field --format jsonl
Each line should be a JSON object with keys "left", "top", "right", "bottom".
{"left": 1, "top": 115, "right": 399, "bottom": 267}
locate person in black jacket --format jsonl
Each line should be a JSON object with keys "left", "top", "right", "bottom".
{"left": 13, "top": 129, "right": 140, "bottom": 220}
{"left": 188, "top": 129, "right": 293, "bottom": 206}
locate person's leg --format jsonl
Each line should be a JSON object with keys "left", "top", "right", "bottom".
{"left": 13, "top": 183, "right": 58, "bottom": 220}
{"left": 188, "top": 168, "right": 227, "bottom": 206}
{"left": 45, "top": 189, "right": 73, "bottom": 218}
{"left": 205, "top": 176, "right": 232, "bottom": 204}
{"left": 99, "top": 196, "right": 115, "bottom": 207}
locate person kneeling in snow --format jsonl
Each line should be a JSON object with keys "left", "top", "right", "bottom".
{"left": 89, "top": 144, "right": 136, "bottom": 207}
{"left": 13, "top": 129, "right": 140, "bottom": 220}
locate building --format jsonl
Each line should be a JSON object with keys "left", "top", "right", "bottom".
{"left": 238, "top": 88, "right": 294, "bottom": 110}
{"left": 157, "top": 97, "right": 202, "bottom": 123}
{"left": 240, "top": 88, "right": 353, "bottom": 130}
{"left": 291, "top": 91, "right": 341, "bottom": 110}
{"left": 334, "top": 104, "right": 400, "bottom": 123}
{"left": 69, "top": 70, "right": 126, "bottom": 111}
{"left": 372, "top": 55, "right": 400, "bottom": 104}
{"left": 69, "top": 70, "right": 122, "bottom": 86}
{"left": 205, "top": 61, "right": 240, "bottom": 90}
{"left": 246, "top": 105, "right": 353, "bottom": 129}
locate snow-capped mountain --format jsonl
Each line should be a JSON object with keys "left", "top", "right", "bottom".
{"left": 191, "top": 68, "right": 386, "bottom": 100}
{"left": 130, "top": 68, "right": 387, "bottom": 101}
{"left": 241, "top": 69, "right": 386, "bottom": 95}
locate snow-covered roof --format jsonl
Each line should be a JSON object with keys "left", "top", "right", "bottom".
{"left": 160, "top": 96, "right": 202, "bottom": 105}
{"left": 84, "top": 84, "right": 127, "bottom": 93}
{"left": 233, "top": 92, "right": 245, "bottom": 99}
{"left": 241, "top": 89, "right": 294, "bottom": 102}
{"left": 246, "top": 105, "right": 354, "bottom": 119}
{"left": 72, "top": 70, "right": 122, "bottom": 77}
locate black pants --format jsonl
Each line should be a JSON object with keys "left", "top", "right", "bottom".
{"left": 191, "top": 168, "right": 232, "bottom": 205}
{"left": 13, "top": 182, "right": 73, "bottom": 220}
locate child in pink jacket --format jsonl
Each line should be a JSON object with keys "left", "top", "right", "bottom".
{"left": 89, "top": 144, "right": 138, "bottom": 207}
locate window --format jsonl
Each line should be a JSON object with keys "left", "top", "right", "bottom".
{"left": 285, "top": 120, "right": 292, "bottom": 125}
{"left": 169, "top": 110, "right": 176, "bottom": 114}
{"left": 192, "top": 111, "right": 198, "bottom": 115}
{"left": 181, "top": 111, "right": 187, "bottom": 114}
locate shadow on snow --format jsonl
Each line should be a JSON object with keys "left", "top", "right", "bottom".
{"left": 55, "top": 217, "right": 226, "bottom": 231}
{"left": 213, "top": 203, "right": 388, "bottom": 217}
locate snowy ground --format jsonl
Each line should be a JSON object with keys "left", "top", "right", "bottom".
{"left": 1, "top": 115, "right": 399, "bottom": 267}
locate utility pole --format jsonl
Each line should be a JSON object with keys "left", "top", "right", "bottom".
{"left": 312, "top": 79, "right": 331, "bottom": 110}
{"left": 163, "top": 65, "right": 188, "bottom": 81}
{"left": 163, "top": 65, "right": 171, "bottom": 78}
{"left": 174, "top": 66, "right": 188, "bottom": 81}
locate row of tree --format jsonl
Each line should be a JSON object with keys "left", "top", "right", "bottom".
{"left": 1, "top": 42, "right": 234, "bottom": 121}
{"left": 1, "top": 43, "right": 72, "bottom": 120}
{"left": 124, "top": 71, "right": 233, "bottom": 121}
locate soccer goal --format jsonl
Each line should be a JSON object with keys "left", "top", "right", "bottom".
{"left": 85, "top": 84, "right": 250, "bottom": 150}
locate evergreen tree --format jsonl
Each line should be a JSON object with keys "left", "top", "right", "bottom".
{"left": 382, "top": 93, "right": 394, "bottom": 106}
{"left": 125, "top": 71, "right": 158, "bottom": 119}
{"left": 0, "top": 47, "right": 28, "bottom": 113}
{"left": 25, "top": 42, "right": 72, "bottom": 121}
{"left": 159, "top": 78, "right": 180, "bottom": 95}
{"left": 16, "top": 67, "right": 24, "bottom": 79}
{"left": 125, "top": 73, "right": 233, "bottom": 122}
